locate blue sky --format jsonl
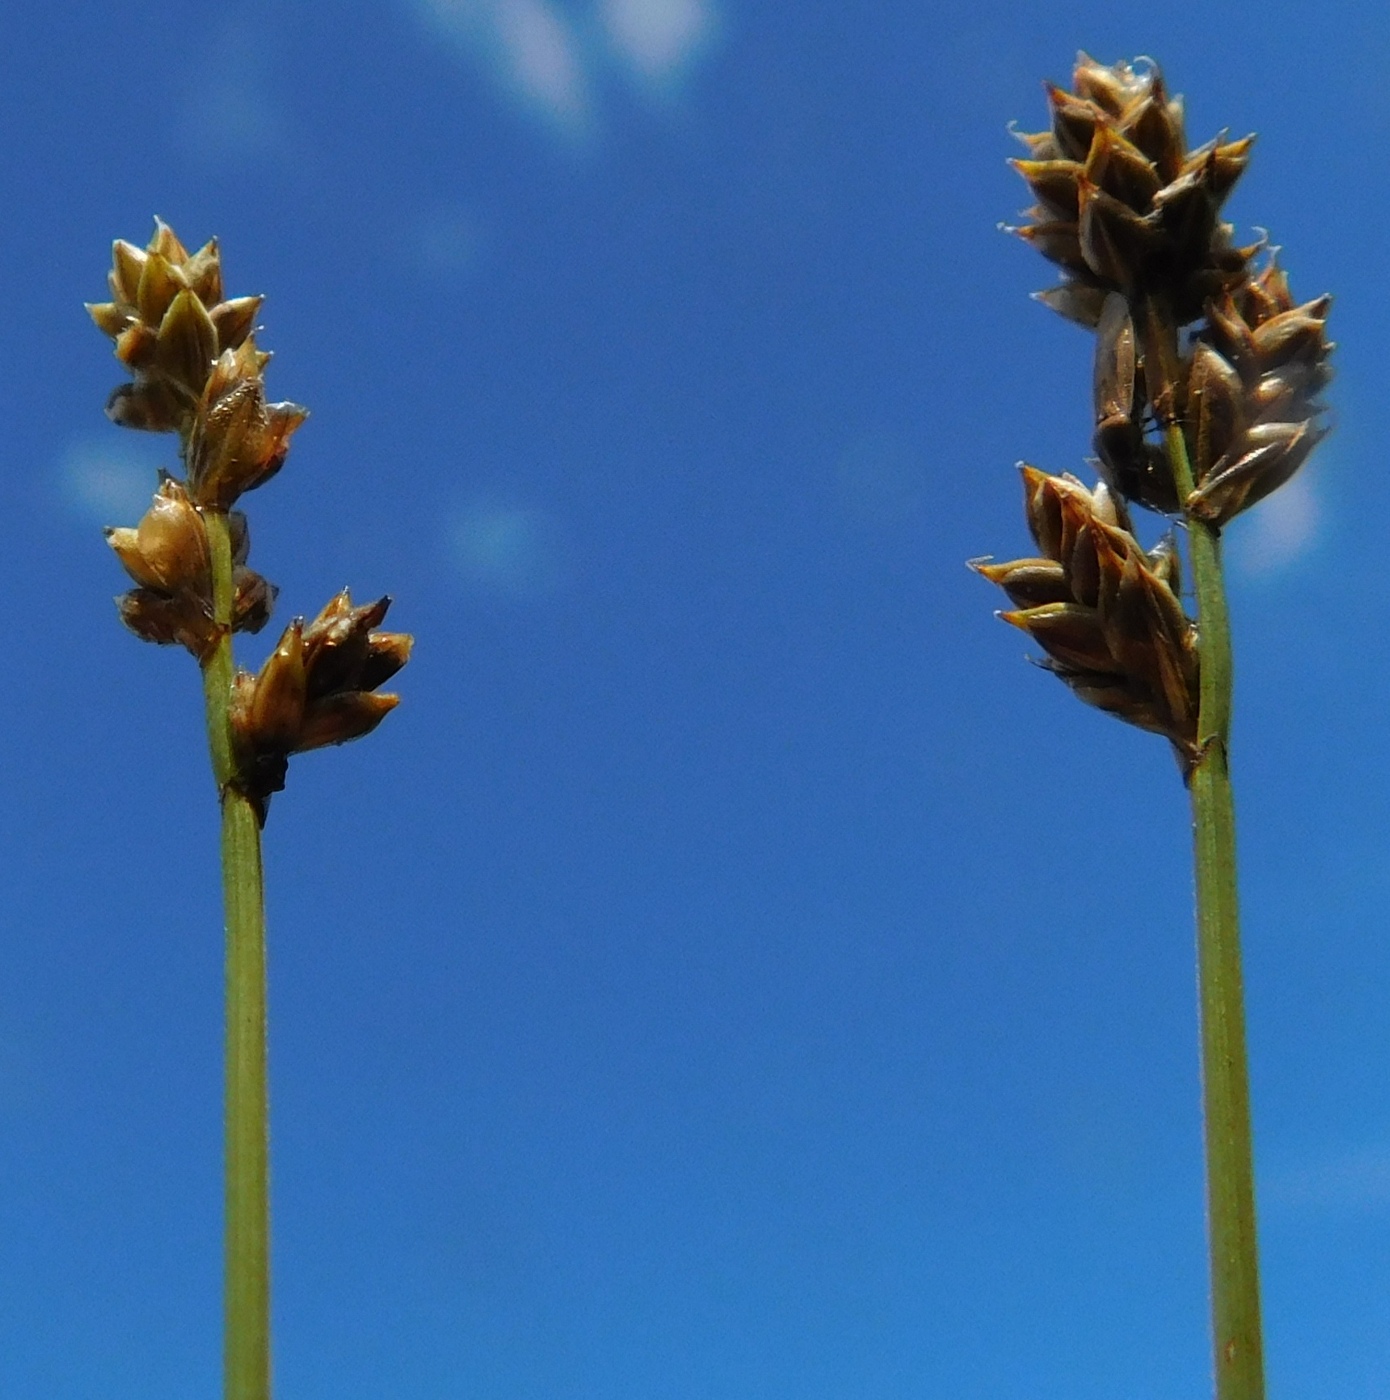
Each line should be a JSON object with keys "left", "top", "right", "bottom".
{"left": 4, "top": 2, "right": 1390, "bottom": 1396}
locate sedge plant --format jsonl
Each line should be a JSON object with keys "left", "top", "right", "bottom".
{"left": 89, "top": 222, "right": 413, "bottom": 1400}
{"left": 973, "top": 56, "right": 1332, "bottom": 1399}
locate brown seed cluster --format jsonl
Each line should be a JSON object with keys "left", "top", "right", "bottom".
{"left": 90, "top": 222, "right": 268, "bottom": 438}
{"left": 105, "top": 477, "right": 274, "bottom": 661}
{"left": 1186, "top": 265, "right": 1333, "bottom": 524}
{"left": 977, "top": 56, "right": 1332, "bottom": 761}
{"left": 1089, "top": 270, "right": 1332, "bottom": 526}
{"left": 92, "top": 220, "right": 410, "bottom": 820}
{"left": 972, "top": 469, "right": 1198, "bottom": 763}
{"left": 230, "top": 592, "right": 413, "bottom": 824}
{"left": 1009, "top": 55, "right": 1255, "bottom": 327}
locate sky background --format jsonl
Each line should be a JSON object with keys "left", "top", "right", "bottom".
{"left": 2, "top": 2, "right": 1389, "bottom": 1396}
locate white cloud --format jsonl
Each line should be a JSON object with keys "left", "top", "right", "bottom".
{"left": 58, "top": 438, "right": 165, "bottom": 526}
{"left": 195, "top": 77, "right": 285, "bottom": 157}
{"left": 599, "top": 0, "right": 717, "bottom": 85}
{"left": 417, "top": 0, "right": 594, "bottom": 137}
{"left": 499, "top": 0, "right": 592, "bottom": 129}
{"left": 1227, "top": 468, "right": 1323, "bottom": 579}
{"left": 413, "top": 0, "right": 718, "bottom": 139}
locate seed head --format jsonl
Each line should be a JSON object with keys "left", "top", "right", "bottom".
{"left": 1185, "top": 259, "right": 1333, "bottom": 524}
{"left": 973, "top": 466, "right": 1199, "bottom": 767}
{"left": 1010, "top": 55, "right": 1256, "bottom": 327}
{"left": 228, "top": 590, "right": 413, "bottom": 822}
{"left": 106, "top": 478, "right": 276, "bottom": 661}
{"left": 186, "top": 342, "right": 308, "bottom": 509}
{"left": 88, "top": 219, "right": 265, "bottom": 438}
{"left": 94, "top": 222, "right": 410, "bottom": 819}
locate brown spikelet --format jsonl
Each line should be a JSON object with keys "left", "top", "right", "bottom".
{"left": 973, "top": 466, "right": 1199, "bottom": 767}
{"left": 1009, "top": 55, "right": 1255, "bottom": 327}
{"left": 87, "top": 219, "right": 264, "bottom": 438}
{"left": 1185, "top": 261, "right": 1333, "bottom": 524}
{"left": 186, "top": 343, "right": 308, "bottom": 509}
{"left": 228, "top": 591, "right": 414, "bottom": 821}
{"left": 105, "top": 478, "right": 276, "bottom": 660}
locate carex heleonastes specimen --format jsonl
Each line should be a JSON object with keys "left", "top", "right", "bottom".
{"left": 90, "top": 220, "right": 412, "bottom": 1400}
{"left": 975, "top": 56, "right": 1332, "bottom": 1400}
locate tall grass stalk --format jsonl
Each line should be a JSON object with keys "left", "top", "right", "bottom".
{"left": 976, "top": 54, "right": 1333, "bottom": 1396}
{"left": 91, "top": 223, "right": 412, "bottom": 1398}
{"left": 1162, "top": 419, "right": 1264, "bottom": 1398}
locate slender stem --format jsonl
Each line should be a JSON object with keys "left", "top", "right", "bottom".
{"left": 202, "top": 510, "right": 272, "bottom": 1400}
{"left": 1161, "top": 419, "right": 1265, "bottom": 1400}
{"left": 202, "top": 515, "right": 237, "bottom": 792}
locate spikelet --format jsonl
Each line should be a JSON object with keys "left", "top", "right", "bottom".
{"left": 1010, "top": 54, "right": 1256, "bottom": 328}
{"left": 87, "top": 219, "right": 267, "bottom": 438}
{"left": 1184, "top": 259, "right": 1333, "bottom": 524}
{"left": 973, "top": 467, "right": 1199, "bottom": 766}
{"left": 105, "top": 477, "right": 274, "bottom": 661}
{"left": 228, "top": 591, "right": 413, "bottom": 821}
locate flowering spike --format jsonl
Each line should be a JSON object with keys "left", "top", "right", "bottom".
{"left": 1012, "top": 57, "right": 1257, "bottom": 323}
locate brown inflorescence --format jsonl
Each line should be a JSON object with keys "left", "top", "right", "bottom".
{"left": 973, "top": 467, "right": 1199, "bottom": 766}
{"left": 186, "top": 341, "right": 308, "bottom": 510}
{"left": 89, "top": 222, "right": 307, "bottom": 510}
{"left": 1086, "top": 269, "right": 1333, "bottom": 525}
{"left": 93, "top": 220, "right": 410, "bottom": 820}
{"left": 228, "top": 591, "right": 413, "bottom": 821}
{"left": 1009, "top": 54, "right": 1256, "bottom": 328}
{"left": 1004, "top": 55, "right": 1333, "bottom": 528}
{"left": 978, "top": 55, "right": 1332, "bottom": 753}
{"left": 105, "top": 477, "right": 275, "bottom": 661}
{"left": 1184, "top": 259, "right": 1334, "bottom": 525}
{"left": 88, "top": 219, "right": 268, "bottom": 440}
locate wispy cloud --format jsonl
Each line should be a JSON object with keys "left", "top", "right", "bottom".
{"left": 192, "top": 75, "right": 286, "bottom": 158}
{"left": 413, "top": 0, "right": 719, "bottom": 139}
{"left": 417, "top": 0, "right": 595, "bottom": 138}
{"left": 178, "top": 23, "right": 292, "bottom": 160}
{"left": 598, "top": 0, "right": 718, "bottom": 87}
{"left": 494, "top": 0, "right": 594, "bottom": 133}
{"left": 1227, "top": 469, "right": 1324, "bottom": 580}
{"left": 414, "top": 204, "right": 486, "bottom": 276}
{"left": 57, "top": 437, "right": 164, "bottom": 526}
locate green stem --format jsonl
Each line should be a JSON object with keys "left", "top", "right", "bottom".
{"left": 202, "top": 510, "right": 272, "bottom": 1400}
{"left": 1162, "top": 420, "right": 1264, "bottom": 1400}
